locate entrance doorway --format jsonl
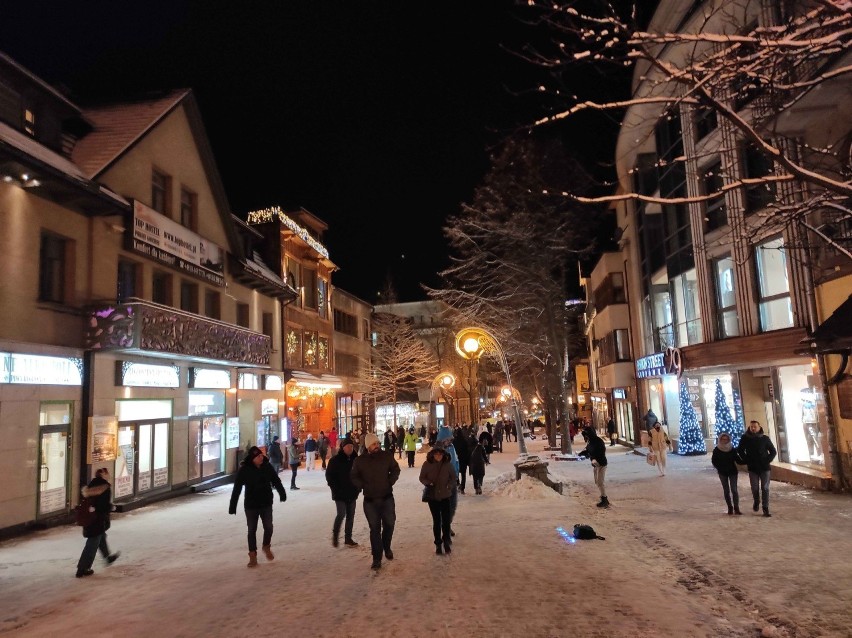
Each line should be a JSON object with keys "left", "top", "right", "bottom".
{"left": 115, "top": 420, "right": 170, "bottom": 500}
{"left": 38, "top": 402, "right": 72, "bottom": 517}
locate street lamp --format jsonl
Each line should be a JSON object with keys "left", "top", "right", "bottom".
{"left": 430, "top": 372, "right": 456, "bottom": 429}
{"left": 454, "top": 327, "right": 528, "bottom": 455}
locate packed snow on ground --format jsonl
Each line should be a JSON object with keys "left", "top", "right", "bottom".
{"left": 1, "top": 437, "right": 850, "bottom": 638}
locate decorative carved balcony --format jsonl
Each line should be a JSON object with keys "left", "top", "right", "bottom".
{"left": 85, "top": 299, "right": 270, "bottom": 367}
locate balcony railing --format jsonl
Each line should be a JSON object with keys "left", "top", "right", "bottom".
{"left": 85, "top": 299, "right": 271, "bottom": 367}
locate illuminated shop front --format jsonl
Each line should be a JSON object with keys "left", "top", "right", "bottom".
{"left": 636, "top": 351, "right": 681, "bottom": 441}
{"left": 375, "top": 402, "right": 418, "bottom": 437}
{"left": 285, "top": 371, "right": 341, "bottom": 441}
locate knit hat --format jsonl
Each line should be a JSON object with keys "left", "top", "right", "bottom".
{"left": 364, "top": 433, "right": 380, "bottom": 449}
{"left": 437, "top": 425, "right": 453, "bottom": 442}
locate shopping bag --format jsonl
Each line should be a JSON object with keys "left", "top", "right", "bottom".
{"left": 646, "top": 452, "right": 657, "bottom": 466}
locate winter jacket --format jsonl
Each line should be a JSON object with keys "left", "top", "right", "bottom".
{"left": 737, "top": 427, "right": 776, "bottom": 473}
{"left": 268, "top": 441, "right": 284, "bottom": 464}
{"left": 648, "top": 426, "right": 671, "bottom": 453}
{"left": 436, "top": 425, "right": 460, "bottom": 475}
{"left": 403, "top": 432, "right": 419, "bottom": 452}
{"left": 229, "top": 457, "right": 286, "bottom": 512}
{"left": 317, "top": 436, "right": 330, "bottom": 456}
{"left": 419, "top": 449, "right": 457, "bottom": 501}
{"left": 81, "top": 475, "right": 112, "bottom": 538}
{"left": 287, "top": 442, "right": 300, "bottom": 466}
{"left": 607, "top": 419, "right": 616, "bottom": 435}
{"left": 350, "top": 448, "right": 400, "bottom": 501}
{"left": 304, "top": 437, "right": 318, "bottom": 453}
{"left": 478, "top": 431, "right": 493, "bottom": 454}
{"left": 327, "top": 430, "right": 338, "bottom": 451}
{"left": 468, "top": 443, "right": 488, "bottom": 478}
{"left": 326, "top": 446, "right": 361, "bottom": 502}
{"left": 711, "top": 444, "right": 740, "bottom": 476}
{"left": 578, "top": 429, "right": 608, "bottom": 466}
{"left": 453, "top": 430, "right": 471, "bottom": 464}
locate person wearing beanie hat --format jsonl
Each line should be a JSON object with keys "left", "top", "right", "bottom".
{"left": 351, "top": 431, "right": 401, "bottom": 570}
{"left": 403, "top": 427, "right": 419, "bottom": 468}
{"left": 326, "top": 438, "right": 361, "bottom": 547}
{"left": 229, "top": 446, "right": 287, "bottom": 567}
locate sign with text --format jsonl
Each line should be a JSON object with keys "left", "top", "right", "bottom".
{"left": 226, "top": 417, "right": 240, "bottom": 449}
{"left": 89, "top": 416, "right": 118, "bottom": 464}
{"left": 1, "top": 353, "right": 82, "bottom": 385}
{"left": 117, "top": 361, "right": 180, "bottom": 388}
{"left": 131, "top": 200, "right": 224, "bottom": 287}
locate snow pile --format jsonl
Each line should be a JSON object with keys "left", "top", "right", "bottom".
{"left": 489, "top": 470, "right": 563, "bottom": 499}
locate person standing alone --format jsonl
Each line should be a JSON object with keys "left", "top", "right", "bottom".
{"left": 317, "top": 431, "right": 330, "bottom": 471}
{"left": 648, "top": 421, "right": 671, "bottom": 476}
{"left": 75, "top": 468, "right": 120, "bottom": 578}
{"left": 325, "top": 438, "right": 360, "bottom": 547}
{"left": 268, "top": 435, "right": 284, "bottom": 474}
{"left": 607, "top": 417, "right": 617, "bottom": 446}
{"left": 404, "top": 427, "right": 419, "bottom": 468}
{"left": 578, "top": 428, "right": 609, "bottom": 508}
{"left": 304, "top": 433, "right": 318, "bottom": 470}
{"left": 287, "top": 438, "right": 301, "bottom": 490}
{"left": 737, "top": 420, "right": 777, "bottom": 517}
{"left": 351, "top": 433, "right": 401, "bottom": 570}
{"left": 228, "top": 446, "right": 287, "bottom": 567}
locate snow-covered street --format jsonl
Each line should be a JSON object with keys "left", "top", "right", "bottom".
{"left": 1, "top": 437, "right": 850, "bottom": 638}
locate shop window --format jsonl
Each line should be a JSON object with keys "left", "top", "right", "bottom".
{"left": 702, "top": 161, "right": 727, "bottom": 232}
{"left": 152, "top": 271, "right": 172, "bottom": 306}
{"left": 777, "top": 365, "right": 823, "bottom": 465}
{"left": 713, "top": 256, "right": 740, "bottom": 337}
{"left": 204, "top": 290, "right": 220, "bottom": 320}
{"left": 318, "top": 336, "right": 330, "bottom": 370}
{"left": 179, "top": 187, "right": 197, "bottom": 230}
{"left": 117, "top": 260, "right": 139, "bottom": 303}
{"left": 236, "top": 303, "right": 250, "bottom": 328}
{"left": 180, "top": 280, "right": 199, "bottom": 314}
{"left": 151, "top": 169, "right": 170, "bottom": 215}
{"left": 38, "top": 232, "right": 73, "bottom": 304}
{"left": 755, "top": 237, "right": 793, "bottom": 331}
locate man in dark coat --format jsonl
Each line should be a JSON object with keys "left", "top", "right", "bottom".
{"left": 75, "top": 467, "right": 120, "bottom": 578}
{"left": 737, "top": 421, "right": 777, "bottom": 517}
{"left": 351, "top": 433, "right": 401, "bottom": 570}
{"left": 453, "top": 428, "right": 471, "bottom": 495}
{"left": 578, "top": 428, "right": 610, "bottom": 508}
{"left": 229, "top": 446, "right": 287, "bottom": 567}
{"left": 268, "top": 435, "right": 284, "bottom": 473}
{"left": 326, "top": 438, "right": 361, "bottom": 547}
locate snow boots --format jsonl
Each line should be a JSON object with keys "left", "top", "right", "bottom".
{"left": 247, "top": 551, "right": 258, "bottom": 568}
{"left": 435, "top": 542, "right": 443, "bottom": 555}
{"left": 261, "top": 545, "right": 274, "bottom": 561}
{"left": 596, "top": 496, "right": 610, "bottom": 508}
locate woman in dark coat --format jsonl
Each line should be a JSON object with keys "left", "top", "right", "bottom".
{"left": 419, "top": 447, "right": 457, "bottom": 555}
{"left": 478, "top": 428, "right": 493, "bottom": 459}
{"left": 711, "top": 432, "right": 741, "bottom": 515}
{"left": 468, "top": 440, "right": 488, "bottom": 495}
{"left": 325, "top": 438, "right": 361, "bottom": 547}
{"left": 737, "top": 421, "right": 777, "bottom": 517}
{"left": 75, "top": 468, "right": 120, "bottom": 578}
{"left": 229, "top": 446, "right": 287, "bottom": 567}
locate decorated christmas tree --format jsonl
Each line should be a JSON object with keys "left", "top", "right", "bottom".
{"left": 677, "top": 381, "right": 707, "bottom": 455}
{"left": 732, "top": 389, "right": 746, "bottom": 447}
{"left": 712, "top": 379, "right": 744, "bottom": 447}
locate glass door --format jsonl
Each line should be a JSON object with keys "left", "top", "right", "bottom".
{"left": 115, "top": 420, "right": 170, "bottom": 499}
{"left": 38, "top": 402, "right": 71, "bottom": 517}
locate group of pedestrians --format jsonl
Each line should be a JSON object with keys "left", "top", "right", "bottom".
{"left": 712, "top": 420, "right": 776, "bottom": 517}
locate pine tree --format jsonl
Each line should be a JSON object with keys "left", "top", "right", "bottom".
{"left": 712, "top": 378, "right": 744, "bottom": 448}
{"left": 677, "top": 381, "right": 706, "bottom": 455}
{"left": 732, "top": 389, "right": 746, "bottom": 448}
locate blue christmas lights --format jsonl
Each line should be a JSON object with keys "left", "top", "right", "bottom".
{"left": 677, "top": 380, "right": 707, "bottom": 455}
{"left": 713, "top": 378, "right": 744, "bottom": 447}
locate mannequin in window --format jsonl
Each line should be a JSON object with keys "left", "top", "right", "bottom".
{"left": 800, "top": 388, "right": 820, "bottom": 460}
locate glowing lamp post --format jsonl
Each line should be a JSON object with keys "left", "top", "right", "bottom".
{"left": 430, "top": 372, "right": 456, "bottom": 429}
{"left": 455, "top": 327, "right": 528, "bottom": 456}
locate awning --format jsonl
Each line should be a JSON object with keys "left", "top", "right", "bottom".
{"left": 287, "top": 370, "right": 342, "bottom": 390}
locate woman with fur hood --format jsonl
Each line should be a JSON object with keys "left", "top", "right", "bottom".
{"left": 711, "top": 432, "right": 741, "bottom": 515}
{"left": 419, "top": 446, "right": 457, "bottom": 554}
{"left": 75, "top": 467, "right": 120, "bottom": 578}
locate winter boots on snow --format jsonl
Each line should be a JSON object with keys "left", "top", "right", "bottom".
{"left": 261, "top": 545, "right": 274, "bottom": 561}
{"left": 596, "top": 496, "right": 610, "bottom": 508}
{"left": 247, "top": 551, "right": 258, "bottom": 568}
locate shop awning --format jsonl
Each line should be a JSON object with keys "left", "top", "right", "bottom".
{"left": 286, "top": 370, "right": 343, "bottom": 390}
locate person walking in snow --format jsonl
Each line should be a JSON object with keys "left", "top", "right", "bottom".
{"left": 325, "top": 437, "right": 360, "bottom": 547}
{"left": 303, "top": 433, "right": 318, "bottom": 471}
{"left": 267, "top": 435, "right": 284, "bottom": 474}
{"left": 711, "top": 432, "right": 741, "bottom": 515}
{"left": 607, "top": 417, "right": 617, "bottom": 446}
{"left": 317, "top": 431, "right": 330, "bottom": 470}
{"left": 287, "top": 438, "right": 301, "bottom": 490}
{"left": 648, "top": 421, "right": 672, "bottom": 476}
{"left": 737, "top": 420, "right": 777, "bottom": 517}
{"left": 327, "top": 428, "right": 338, "bottom": 455}
{"left": 403, "top": 426, "right": 419, "bottom": 468}
{"left": 578, "top": 427, "right": 609, "bottom": 508}
{"left": 350, "top": 433, "right": 401, "bottom": 570}
{"left": 478, "top": 426, "right": 493, "bottom": 461}
{"left": 468, "top": 438, "right": 488, "bottom": 495}
{"left": 419, "top": 446, "right": 457, "bottom": 555}
{"left": 493, "top": 420, "right": 504, "bottom": 453}
{"left": 75, "top": 467, "right": 120, "bottom": 578}
{"left": 435, "top": 424, "right": 460, "bottom": 537}
{"left": 228, "top": 446, "right": 287, "bottom": 567}
{"left": 453, "top": 426, "right": 471, "bottom": 494}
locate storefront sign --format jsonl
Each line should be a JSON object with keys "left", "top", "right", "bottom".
{"left": 1, "top": 353, "right": 82, "bottom": 385}
{"left": 131, "top": 200, "right": 225, "bottom": 287}
{"left": 226, "top": 417, "right": 240, "bottom": 449}
{"left": 89, "top": 416, "right": 118, "bottom": 463}
{"left": 264, "top": 375, "right": 283, "bottom": 391}
{"left": 117, "top": 361, "right": 180, "bottom": 388}
{"left": 613, "top": 388, "right": 626, "bottom": 400}
{"left": 261, "top": 398, "right": 278, "bottom": 415}
{"left": 636, "top": 348, "right": 683, "bottom": 379}
{"left": 190, "top": 368, "right": 231, "bottom": 389}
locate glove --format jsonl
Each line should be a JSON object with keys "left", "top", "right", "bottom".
{"left": 280, "top": 489, "right": 287, "bottom": 502}
{"left": 228, "top": 506, "right": 236, "bottom": 515}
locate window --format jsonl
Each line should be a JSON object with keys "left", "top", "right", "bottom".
{"left": 318, "top": 278, "right": 328, "bottom": 319}
{"left": 362, "top": 319, "right": 370, "bottom": 341}
{"left": 180, "top": 187, "right": 196, "bottom": 230}
{"left": 262, "top": 312, "right": 273, "bottom": 338}
{"left": 39, "top": 232, "right": 71, "bottom": 304}
{"left": 304, "top": 331, "right": 318, "bottom": 366}
{"left": 24, "top": 108, "right": 36, "bottom": 136}
{"left": 755, "top": 237, "right": 793, "bottom": 331}
{"left": 303, "top": 268, "right": 318, "bottom": 310}
{"left": 671, "top": 269, "right": 703, "bottom": 346}
{"left": 597, "top": 329, "right": 631, "bottom": 366}
{"left": 713, "top": 256, "right": 739, "bottom": 338}
{"left": 694, "top": 105, "right": 717, "bottom": 141}
{"left": 236, "top": 303, "right": 250, "bottom": 328}
{"left": 334, "top": 309, "right": 358, "bottom": 337}
{"left": 180, "top": 280, "right": 198, "bottom": 313}
{"left": 204, "top": 290, "right": 220, "bottom": 320}
{"left": 743, "top": 144, "right": 775, "bottom": 214}
{"left": 117, "top": 260, "right": 139, "bottom": 302}
{"left": 703, "top": 161, "right": 727, "bottom": 231}
{"left": 152, "top": 271, "right": 172, "bottom": 306}
{"left": 152, "top": 169, "right": 170, "bottom": 215}
{"left": 336, "top": 352, "right": 360, "bottom": 377}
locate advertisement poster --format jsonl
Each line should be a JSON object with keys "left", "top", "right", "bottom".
{"left": 226, "top": 417, "right": 240, "bottom": 449}
{"left": 89, "top": 416, "right": 118, "bottom": 463}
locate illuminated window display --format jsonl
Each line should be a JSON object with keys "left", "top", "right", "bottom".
{"left": 777, "top": 364, "right": 823, "bottom": 466}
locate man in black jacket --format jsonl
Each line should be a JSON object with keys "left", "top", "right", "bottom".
{"left": 326, "top": 438, "right": 361, "bottom": 547}
{"left": 578, "top": 428, "right": 610, "bottom": 508}
{"left": 229, "top": 446, "right": 287, "bottom": 567}
{"left": 75, "top": 467, "right": 120, "bottom": 578}
{"left": 737, "top": 420, "right": 777, "bottom": 517}
{"left": 351, "top": 433, "right": 401, "bottom": 570}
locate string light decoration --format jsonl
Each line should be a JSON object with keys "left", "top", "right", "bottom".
{"left": 677, "top": 380, "right": 707, "bottom": 456}
{"left": 246, "top": 206, "right": 329, "bottom": 259}
{"left": 712, "top": 378, "right": 744, "bottom": 448}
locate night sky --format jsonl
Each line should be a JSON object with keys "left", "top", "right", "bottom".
{"left": 0, "top": 1, "right": 629, "bottom": 302}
